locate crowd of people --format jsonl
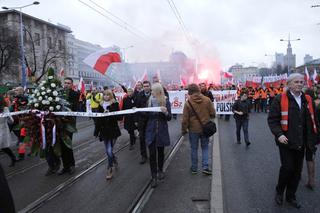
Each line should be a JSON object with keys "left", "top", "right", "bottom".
{"left": 2, "top": 72, "right": 320, "bottom": 211}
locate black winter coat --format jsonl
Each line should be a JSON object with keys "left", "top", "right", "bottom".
{"left": 268, "top": 91, "right": 318, "bottom": 152}
{"left": 96, "top": 102, "right": 121, "bottom": 141}
{"left": 122, "top": 95, "right": 137, "bottom": 131}
{"left": 135, "top": 91, "right": 151, "bottom": 130}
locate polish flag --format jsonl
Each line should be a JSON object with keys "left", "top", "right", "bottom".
{"left": 305, "top": 67, "right": 313, "bottom": 88}
{"left": 78, "top": 77, "right": 85, "bottom": 94}
{"left": 83, "top": 47, "right": 122, "bottom": 75}
{"left": 312, "top": 69, "right": 318, "bottom": 84}
{"left": 223, "top": 71, "right": 233, "bottom": 78}
{"left": 59, "top": 68, "right": 65, "bottom": 77}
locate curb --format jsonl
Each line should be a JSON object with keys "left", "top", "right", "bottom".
{"left": 211, "top": 118, "right": 224, "bottom": 213}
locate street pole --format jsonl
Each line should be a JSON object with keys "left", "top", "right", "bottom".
{"left": 19, "top": 8, "right": 27, "bottom": 89}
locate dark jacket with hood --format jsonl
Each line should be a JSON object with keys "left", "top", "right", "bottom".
{"left": 268, "top": 91, "right": 319, "bottom": 152}
{"left": 182, "top": 93, "right": 216, "bottom": 135}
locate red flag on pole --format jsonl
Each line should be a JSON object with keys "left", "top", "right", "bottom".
{"left": 305, "top": 67, "right": 313, "bottom": 88}
{"left": 59, "top": 68, "right": 65, "bottom": 77}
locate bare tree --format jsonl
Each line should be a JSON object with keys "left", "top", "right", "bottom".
{"left": 0, "top": 26, "right": 19, "bottom": 81}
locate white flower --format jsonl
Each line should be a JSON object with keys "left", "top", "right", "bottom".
{"left": 38, "top": 96, "right": 43, "bottom": 101}
{"left": 34, "top": 89, "right": 38, "bottom": 93}
{"left": 48, "top": 76, "right": 53, "bottom": 80}
{"left": 53, "top": 91, "right": 58, "bottom": 96}
{"left": 48, "top": 97, "right": 53, "bottom": 101}
{"left": 47, "top": 89, "right": 52, "bottom": 93}
{"left": 41, "top": 87, "right": 45, "bottom": 91}
{"left": 56, "top": 105, "right": 61, "bottom": 110}
{"left": 41, "top": 91, "right": 46, "bottom": 95}
{"left": 42, "top": 81, "right": 46, "bottom": 84}
{"left": 34, "top": 103, "right": 39, "bottom": 107}
{"left": 49, "top": 106, "right": 54, "bottom": 111}
{"left": 31, "top": 94, "right": 35, "bottom": 97}
{"left": 51, "top": 83, "right": 56, "bottom": 88}
{"left": 37, "top": 93, "right": 40, "bottom": 96}
{"left": 55, "top": 97, "right": 60, "bottom": 102}
{"left": 42, "top": 100, "right": 46, "bottom": 105}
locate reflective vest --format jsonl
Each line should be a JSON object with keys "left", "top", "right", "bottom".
{"left": 280, "top": 93, "right": 317, "bottom": 133}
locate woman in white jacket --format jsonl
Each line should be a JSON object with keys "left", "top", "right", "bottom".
{"left": 0, "top": 94, "right": 17, "bottom": 167}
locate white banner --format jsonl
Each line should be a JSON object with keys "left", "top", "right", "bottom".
{"left": 0, "top": 90, "right": 238, "bottom": 117}
{"left": 168, "top": 91, "right": 188, "bottom": 114}
{"left": 211, "top": 90, "right": 237, "bottom": 114}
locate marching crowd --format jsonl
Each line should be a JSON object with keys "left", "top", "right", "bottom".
{"left": 1, "top": 72, "right": 320, "bottom": 211}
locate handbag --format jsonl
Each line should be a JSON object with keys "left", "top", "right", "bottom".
{"left": 188, "top": 101, "right": 216, "bottom": 137}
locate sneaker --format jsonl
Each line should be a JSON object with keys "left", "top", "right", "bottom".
{"left": 58, "top": 168, "right": 70, "bottom": 175}
{"left": 202, "top": 169, "right": 212, "bottom": 175}
{"left": 190, "top": 168, "right": 198, "bottom": 174}
{"left": 106, "top": 168, "right": 113, "bottom": 180}
{"left": 246, "top": 141, "right": 251, "bottom": 146}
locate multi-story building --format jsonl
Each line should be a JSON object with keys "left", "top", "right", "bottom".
{"left": 0, "top": 10, "right": 71, "bottom": 85}
{"left": 304, "top": 54, "right": 313, "bottom": 64}
{"left": 284, "top": 41, "right": 296, "bottom": 70}
{"left": 275, "top": 53, "right": 285, "bottom": 68}
{"left": 66, "top": 34, "right": 110, "bottom": 87}
{"left": 228, "top": 64, "right": 259, "bottom": 83}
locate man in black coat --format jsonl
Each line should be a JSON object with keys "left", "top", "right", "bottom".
{"left": 200, "top": 83, "right": 214, "bottom": 102}
{"left": 58, "top": 77, "right": 80, "bottom": 175}
{"left": 268, "top": 73, "right": 318, "bottom": 209}
{"left": 135, "top": 81, "right": 151, "bottom": 164}
{"left": 122, "top": 88, "right": 137, "bottom": 150}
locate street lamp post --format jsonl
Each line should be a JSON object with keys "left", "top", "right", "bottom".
{"left": 280, "top": 35, "right": 300, "bottom": 74}
{"left": 121, "top": 45, "right": 134, "bottom": 62}
{"left": 2, "top": 1, "right": 40, "bottom": 89}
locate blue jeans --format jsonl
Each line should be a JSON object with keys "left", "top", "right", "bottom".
{"left": 189, "top": 132, "right": 209, "bottom": 171}
{"left": 104, "top": 139, "right": 115, "bottom": 168}
{"left": 235, "top": 119, "right": 249, "bottom": 143}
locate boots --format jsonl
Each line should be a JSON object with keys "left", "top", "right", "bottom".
{"left": 306, "top": 161, "right": 315, "bottom": 190}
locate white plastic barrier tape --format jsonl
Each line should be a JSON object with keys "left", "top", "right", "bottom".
{"left": 0, "top": 107, "right": 162, "bottom": 118}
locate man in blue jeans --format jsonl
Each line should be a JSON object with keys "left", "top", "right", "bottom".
{"left": 182, "top": 84, "right": 216, "bottom": 175}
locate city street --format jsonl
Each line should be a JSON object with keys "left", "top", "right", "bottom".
{"left": 220, "top": 112, "right": 320, "bottom": 213}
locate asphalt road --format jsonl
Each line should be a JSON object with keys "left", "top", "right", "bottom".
{"left": 219, "top": 112, "right": 320, "bottom": 213}
{"left": 15, "top": 117, "right": 182, "bottom": 213}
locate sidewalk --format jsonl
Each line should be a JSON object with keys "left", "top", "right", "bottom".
{"left": 142, "top": 119, "right": 223, "bottom": 213}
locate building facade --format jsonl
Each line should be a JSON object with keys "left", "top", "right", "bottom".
{"left": 0, "top": 10, "right": 71, "bottom": 86}
{"left": 228, "top": 64, "right": 259, "bottom": 83}
{"left": 304, "top": 54, "right": 313, "bottom": 64}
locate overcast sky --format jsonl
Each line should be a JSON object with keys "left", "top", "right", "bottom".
{"left": 1, "top": 0, "right": 320, "bottom": 71}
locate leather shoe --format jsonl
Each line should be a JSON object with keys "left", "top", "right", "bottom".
{"left": 286, "top": 198, "right": 301, "bottom": 209}
{"left": 275, "top": 193, "right": 283, "bottom": 205}
{"left": 58, "top": 168, "right": 70, "bottom": 175}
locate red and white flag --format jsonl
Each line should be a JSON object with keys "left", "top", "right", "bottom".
{"left": 312, "top": 69, "right": 318, "bottom": 84}
{"left": 140, "top": 69, "right": 148, "bottom": 81}
{"left": 59, "top": 68, "right": 65, "bottom": 77}
{"left": 83, "top": 47, "right": 122, "bottom": 75}
{"left": 223, "top": 71, "right": 233, "bottom": 78}
{"left": 78, "top": 77, "right": 85, "bottom": 94}
{"left": 305, "top": 67, "right": 313, "bottom": 88}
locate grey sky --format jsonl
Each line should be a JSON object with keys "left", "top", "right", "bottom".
{"left": 2, "top": 0, "right": 320, "bottom": 71}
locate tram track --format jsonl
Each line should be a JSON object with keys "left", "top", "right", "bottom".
{"left": 19, "top": 140, "right": 131, "bottom": 213}
{"left": 5, "top": 137, "right": 97, "bottom": 179}
{"left": 127, "top": 135, "right": 184, "bottom": 213}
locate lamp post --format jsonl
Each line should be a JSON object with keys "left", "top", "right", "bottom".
{"left": 280, "top": 35, "right": 300, "bottom": 74}
{"left": 2, "top": 1, "right": 40, "bottom": 89}
{"left": 121, "top": 45, "right": 134, "bottom": 62}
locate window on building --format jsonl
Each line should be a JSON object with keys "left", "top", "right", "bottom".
{"left": 58, "top": 40, "right": 62, "bottom": 51}
{"left": 34, "top": 33, "right": 40, "bottom": 46}
{"left": 47, "top": 37, "right": 52, "bottom": 48}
